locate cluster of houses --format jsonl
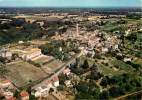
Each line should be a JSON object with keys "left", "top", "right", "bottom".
{"left": 58, "top": 27, "right": 121, "bottom": 58}
{"left": 32, "top": 76, "right": 59, "bottom": 98}
{"left": 32, "top": 67, "right": 71, "bottom": 98}
{"left": 0, "top": 78, "right": 14, "bottom": 100}
{"left": 0, "top": 78, "right": 30, "bottom": 100}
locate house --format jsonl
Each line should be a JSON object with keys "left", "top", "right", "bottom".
{"left": 0, "top": 49, "right": 12, "bottom": 60}
{"left": 32, "top": 80, "right": 54, "bottom": 97}
{"left": 124, "top": 57, "right": 132, "bottom": 62}
{"left": 114, "top": 45, "right": 119, "bottom": 50}
{"left": 64, "top": 80, "right": 72, "bottom": 87}
{"left": 46, "top": 80, "right": 53, "bottom": 89}
{"left": 125, "top": 29, "right": 131, "bottom": 36}
{"left": 52, "top": 76, "right": 59, "bottom": 87}
{"left": 34, "top": 86, "right": 49, "bottom": 97}
{"left": 102, "top": 48, "right": 109, "bottom": 53}
{"left": 0, "top": 79, "right": 11, "bottom": 88}
{"left": 36, "top": 21, "right": 44, "bottom": 26}
{"left": 63, "top": 68, "right": 71, "bottom": 76}
{"left": 3, "top": 91, "right": 14, "bottom": 100}
{"left": 7, "top": 97, "right": 16, "bottom": 100}
{"left": 18, "top": 41, "right": 24, "bottom": 44}
{"left": 20, "top": 91, "right": 29, "bottom": 100}
{"left": 86, "top": 48, "right": 95, "bottom": 58}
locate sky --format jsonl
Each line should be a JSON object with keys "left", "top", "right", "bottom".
{"left": 0, "top": 0, "right": 141, "bottom": 7}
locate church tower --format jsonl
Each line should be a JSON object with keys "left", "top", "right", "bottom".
{"left": 76, "top": 24, "right": 79, "bottom": 37}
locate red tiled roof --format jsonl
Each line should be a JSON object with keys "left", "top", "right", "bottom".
{"left": 7, "top": 97, "right": 16, "bottom": 100}
{"left": 46, "top": 80, "right": 52, "bottom": 84}
{"left": 20, "top": 91, "right": 29, "bottom": 97}
{"left": 52, "top": 76, "right": 59, "bottom": 82}
{"left": 2, "top": 80, "right": 11, "bottom": 84}
{"left": 63, "top": 68, "right": 70, "bottom": 74}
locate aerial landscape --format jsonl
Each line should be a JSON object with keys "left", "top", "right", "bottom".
{"left": 0, "top": 0, "right": 142, "bottom": 100}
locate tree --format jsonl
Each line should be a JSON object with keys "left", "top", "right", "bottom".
{"left": 0, "top": 21, "right": 43, "bottom": 45}
{"left": 126, "top": 13, "right": 141, "bottom": 20}
{"left": 63, "top": 53, "right": 70, "bottom": 61}
{"left": 100, "top": 76, "right": 109, "bottom": 87}
{"left": 82, "top": 59, "right": 89, "bottom": 69}
{"left": 99, "top": 90, "right": 109, "bottom": 100}
{"left": 49, "top": 88, "right": 54, "bottom": 94}
{"left": 59, "top": 73, "right": 67, "bottom": 85}
{"left": 12, "top": 53, "right": 19, "bottom": 60}
{"left": 74, "top": 58, "right": 80, "bottom": 68}
{"left": 75, "top": 92, "right": 94, "bottom": 99}
{"left": 90, "top": 71, "right": 102, "bottom": 80}
{"left": 57, "top": 85, "right": 64, "bottom": 91}
{"left": 109, "top": 86, "right": 125, "bottom": 97}
{"left": 125, "top": 83, "right": 133, "bottom": 91}
{"left": 14, "top": 90, "right": 19, "bottom": 98}
{"left": 91, "top": 63, "right": 98, "bottom": 71}
{"left": 126, "top": 33, "right": 137, "bottom": 43}
{"left": 92, "top": 88, "right": 100, "bottom": 99}
{"left": 0, "top": 57, "right": 6, "bottom": 64}
{"left": 0, "top": 66, "right": 9, "bottom": 76}
{"left": 27, "top": 86, "right": 32, "bottom": 95}
{"left": 76, "top": 83, "right": 89, "bottom": 93}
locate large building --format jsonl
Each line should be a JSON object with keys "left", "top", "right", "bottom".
{"left": 11, "top": 48, "right": 42, "bottom": 61}
{"left": 21, "top": 48, "right": 42, "bottom": 61}
{"left": 0, "top": 49, "right": 12, "bottom": 59}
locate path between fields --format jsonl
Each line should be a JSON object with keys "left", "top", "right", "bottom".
{"left": 115, "top": 89, "right": 142, "bottom": 100}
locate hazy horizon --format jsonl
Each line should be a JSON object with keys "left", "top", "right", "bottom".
{"left": 0, "top": 0, "right": 141, "bottom": 8}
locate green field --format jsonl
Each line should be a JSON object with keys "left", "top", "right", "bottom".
{"left": 111, "top": 58, "right": 135, "bottom": 72}
{"left": 80, "top": 56, "right": 125, "bottom": 76}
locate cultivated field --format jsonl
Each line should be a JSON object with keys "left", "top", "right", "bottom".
{"left": 33, "top": 55, "right": 54, "bottom": 65}
{"left": 42, "top": 60, "right": 64, "bottom": 73}
{"left": 5, "top": 61, "right": 47, "bottom": 87}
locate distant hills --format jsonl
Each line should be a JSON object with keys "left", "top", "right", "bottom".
{"left": 0, "top": 7, "right": 141, "bottom": 14}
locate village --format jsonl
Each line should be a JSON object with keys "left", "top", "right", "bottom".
{"left": 0, "top": 8, "right": 142, "bottom": 100}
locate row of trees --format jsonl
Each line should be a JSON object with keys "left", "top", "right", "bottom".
{"left": 126, "top": 13, "right": 141, "bottom": 20}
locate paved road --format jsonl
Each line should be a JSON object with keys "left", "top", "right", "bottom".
{"left": 115, "top": 89, "right": 142, "bottom": 100}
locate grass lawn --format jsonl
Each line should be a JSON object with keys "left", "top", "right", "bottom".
{"left": 5, "top": 61, "right": 47, "bottom": 87}
{"left": 133, "top": 58, "right": 142, "bottom": 65}
{"left": 100, "top": 25, "right": 121, "bottom": 32}
{"left": 111, "top": 58, "right": 135, "bottom": 72}
{"left": 123, "top": 18, "right": 142, "bottom": 25}
{"left": 98, "top": 63, "right": 125, "bottom": 76}
{"left": 80, "top": 56, "right": 125, "bottom": 76}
